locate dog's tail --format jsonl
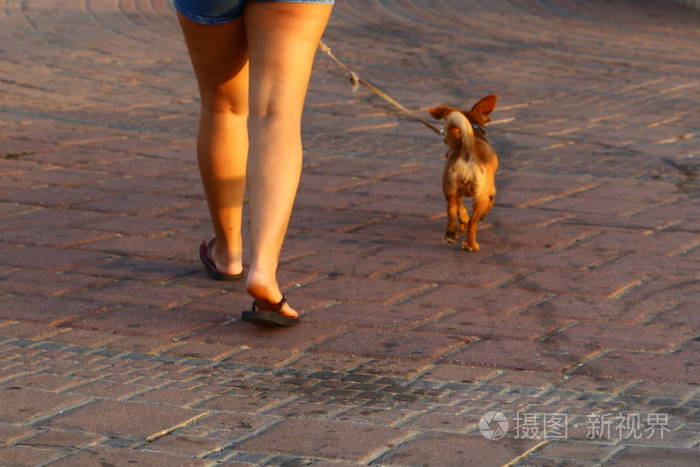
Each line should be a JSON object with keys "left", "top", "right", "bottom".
{"left": 446, "top": 111, "right": 476, "bottom": 161}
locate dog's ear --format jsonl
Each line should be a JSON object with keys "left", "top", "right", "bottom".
{"left": 429, "top": 105, "right": 456, "bottom": 120}
{"left": 471, "top": 94, "right": 498, "bottom": 122}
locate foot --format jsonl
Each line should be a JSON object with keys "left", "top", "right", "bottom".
{"left": 246, "top": 273, "right": 298, "bottom": 319}
{"left": 209, "top": 238, "right": 243, "bottom": 276}
{"left": 462, "top": 240, "right": 480, "bottom": 252}
{"left": 445, "top": 230, "right": 458, "bottom": 244}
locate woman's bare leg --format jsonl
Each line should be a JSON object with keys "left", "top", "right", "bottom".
{"left": 177, "top": 14, "right": 249, "bottom": 276}
{"left": 244, "top": 2, "right": 333, "bottom": 318}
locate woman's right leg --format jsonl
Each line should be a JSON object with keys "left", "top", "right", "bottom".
{"left": 243, "top": 2, "right": 333, "bottom": 319}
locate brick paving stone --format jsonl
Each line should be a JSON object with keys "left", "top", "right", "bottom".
{"left": 0, "top": 269, "right": 110, "bottom": 297}
{"left": 509, "top": 267, "right": 648, "bottom": 297}
{"left": 0, "top": 246, "right": 111, "bottom": 272}
{"left": 67, "top": 256, "right": 198, "bottom": 281}
{"left": 0, "top": 423, "right": 38, "bottom": 444}
{"left": 67, "top": 381, "right": 149, "bottom": 400}
{"left": 520, "top": 294, "right": 671, "bottom": 324}
{"left": 574, "top": 349, "right": 699, "bottom": 384}
{"left": 286, "top": 352, "right": 369, "bottom": 372}
{"left": 353, "top": 359, "right": 431, "bottom": 379}
{"left": 0, "top": 296, "right": 106, "bottom": 325}
{"left": 0, "top": 322, "right": 65, "bottom": 340}
{"left": 393, "top": 260, "right": 523, "bottom": 288}
{"left": 407, "top": 284, "right": 546, "bottom": 313}
{"left": 484, "top": 247, "right": 620, "bottom": 271}
{"left": 74, "top": 232, "right": 197, "bottom": 260}
{"left": 219, "top": 347, "right": 297, "bottom": 367}
{"left": 3, "top": 185, "right": 109, "bottom": 213}
{"left": 608, "top": 446, "right": 700, "bottom": 466}
{"left": 546, "top": 322, "right": 694, "bottom": 352}
{"left": 43, "top": 329, "right": 119, "bottom": 347}
{"left": 86, "top": 213, "right": 193, "bottom": 237}
{"left": 647, "top": 301, "right": 700, "bottom": 328}
{"left": 196, "top": 394, "right": 285, "bottom": 415}
{"left": 145, "top": 433, "right": 226, "bottom": 457}
{"left": 530, "top": 440, "right": 617, "bottom": 463}
{"left": 0, "top": 208, "right": 113, "bottom": 233}
{"left": 488, "top": 370, "right": 561, "bottom": 389}
{"left": 311, "top": 328, "right": 468, "bottom": 360}
{"left": 555, "top": 375, "right": 630, "bottom": 395}
{"left": 442, "top": 338, "right": 589, "bottom": 373}
{"left": 40, "top": 400, "right": 206, "bottom": 440}
{"left": 65, "top": 279, "right": 215, "bottom": 309}
{"left": 308, "top": 303, "right": 447, "bottom": 328}
{"left": 419, "top": 309, "right": 572, "bottom": 340}
{"left": 72, "top": 191, "right": 195, "bottom": 216}
{"left": 236, "top": 417, "right": 413, "bottom": 461}
{"left": 44, "top": 445, "right": 212, "bottom": 467}
{"left": 129, "top": 388, "right": 208, "bottom": 407}
{"left": 5, "top": 373, "right": 87, "bottom": 392}
{"left": 99, "top": 334, "right": 175, "bottom": 353}
{"left": 162, "top": 341, "right": 239, "bottom": 360}
{"left": 64, "top": 305, "right": 228, "bottom": 339}
{"left": 20, "top": 168, "right": 111, "bottom": 188}
{"left": 334, "top": 405, "right": 415, "bottom": 425}
{"left": 0, "top": 445, "right": 65, "bottom": 466}
{"left": 421, "top": 364, "right": 497, "bottom": 384}
{"left": 0, "top": 387, "right": 88, "bottom": 424}
{"left": 296, "top": 275, "right": 430, "bottom": 304}
{"left": 376, "top": 432, "right": 538, "bottom": 466}
{"left": 403, "top": 410, "right": 474, "bottom": 433}
{"left": 627, "top": 381, "right": 699, "bottom": 399}
{"left": 265, "top": 399, "right": 347, "bottom": 420}
{"left": 20, "top": 429, "right": 103, "bottom": 450}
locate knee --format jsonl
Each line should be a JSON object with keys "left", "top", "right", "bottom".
{"left": 248, "top": 97, "right": 303, "bottom": 127}
{"left": 248, "top": 111, "right": 300, "bottom": 133}
{"left": 198, "top": 89, "right": 248, "bottom": 118}
{"left": 200, "top": 100, "right": 248, "bottom": 119}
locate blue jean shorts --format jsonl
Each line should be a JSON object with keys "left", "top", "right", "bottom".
{"left": 174, "top": 0, "right": 334, "bottom": 25}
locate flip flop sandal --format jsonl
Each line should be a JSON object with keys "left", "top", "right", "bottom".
{"left": 241, "top": 295, "right": 299, "bottom": 327}
{"left": 199, "top": 239, "right": 244, "bottom": 281}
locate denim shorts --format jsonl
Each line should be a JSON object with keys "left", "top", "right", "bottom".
{"left": 174, "top": 0, "right": 334, "bottom": 25}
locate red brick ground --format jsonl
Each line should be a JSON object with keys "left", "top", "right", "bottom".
{"left": 0, "top": 0, "right": 698, "bottom": 465}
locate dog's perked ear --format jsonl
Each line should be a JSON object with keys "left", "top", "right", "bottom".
{"left": 429, "top": 105, "right": 457, "bottom": 120}
{"left": 470, "top": 94, "right": 498, "bottom": 123}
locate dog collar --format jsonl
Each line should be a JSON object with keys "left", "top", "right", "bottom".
{"left": 472, "top": 123, "right": 486, "bottom": 137}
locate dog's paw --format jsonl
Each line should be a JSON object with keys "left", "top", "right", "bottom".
{"left": 462, "top": 241, "right": 480, "bottom": 252}
{"left": 458, "top": 223, "right": 467, "bottom": 232}
{"left": 445, "top": 232, "right": 458, "bottom": 244}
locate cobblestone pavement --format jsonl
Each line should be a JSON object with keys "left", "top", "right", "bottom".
{"left": 0, "top": 0, "right": 699, "bottom": 465}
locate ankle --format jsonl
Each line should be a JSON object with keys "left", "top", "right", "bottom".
{"left": 209, "top": 239, "right": 242, "bottom": 274}
{"left": 246, "top": 271, "right": 282, "bottom": 303}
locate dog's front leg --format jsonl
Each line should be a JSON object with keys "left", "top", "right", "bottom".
{"left": 445, "top": 195, "right": 460, "bottom": 244}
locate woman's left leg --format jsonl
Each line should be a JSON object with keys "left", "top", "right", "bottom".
{"left": 176, "top": 12, "right": 250, "bottom": 275}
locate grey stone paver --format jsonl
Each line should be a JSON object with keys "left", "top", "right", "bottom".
{"left": 1, "top": 0, "right": 699, "bottom": 465}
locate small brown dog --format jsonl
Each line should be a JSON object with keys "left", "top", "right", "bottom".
{"left": 429, "top": 94, "right": 498, "bottom": 251}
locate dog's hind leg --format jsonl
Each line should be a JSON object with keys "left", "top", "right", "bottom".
{"left": 458, "top": 197, "right": 469, "bottom": 232}
{"left": 445, "top": 195, "right": 460, "bottom": 244}
{"left": 462, "top": 197, "right": 490, "bottom": 252}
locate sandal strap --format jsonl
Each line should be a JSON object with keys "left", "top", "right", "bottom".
{"left": 251, "top": 295, "right": 287, "bottom": 313}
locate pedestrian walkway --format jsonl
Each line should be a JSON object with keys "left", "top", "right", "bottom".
{"left": 0, "top": 0, "right": 698, "bottom": 465}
